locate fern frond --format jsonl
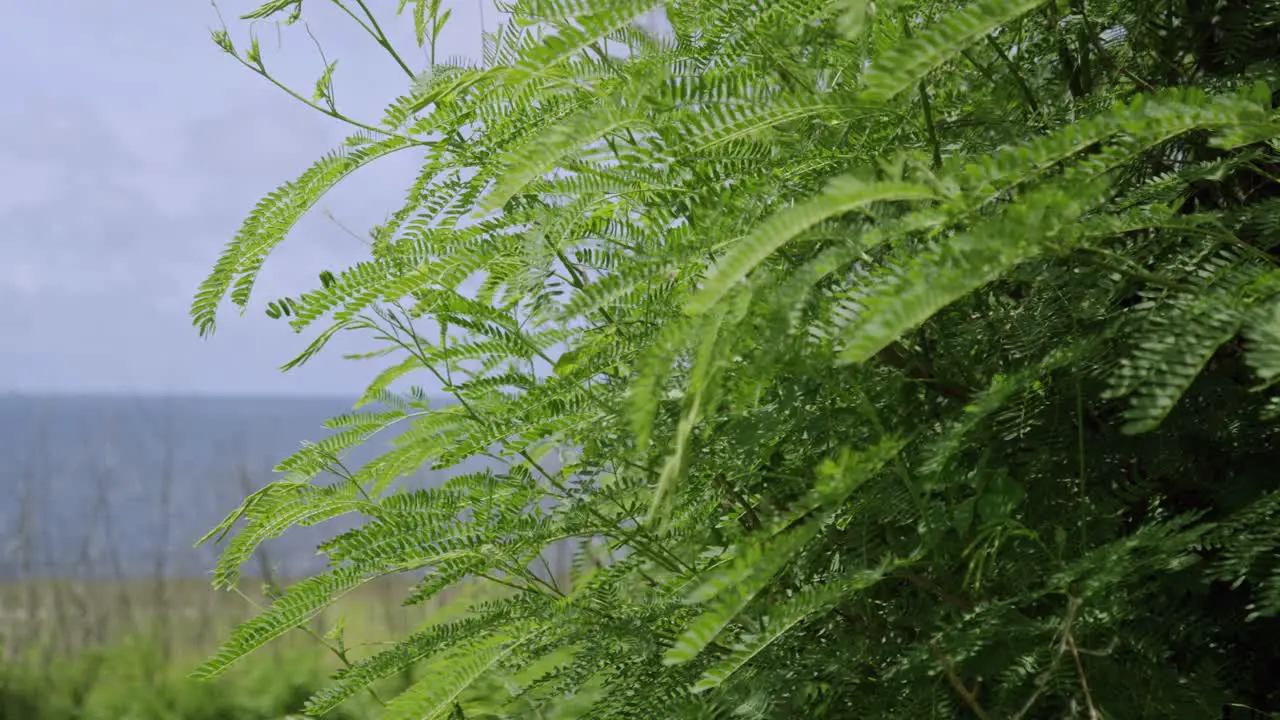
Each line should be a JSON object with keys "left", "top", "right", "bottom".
{"left": 191, "top": 133, "right": 414, "bottom": 336}
{"left": 835, "top": 178, "right": 1108, "bottom": 364}
{"left": 192, "top": 565, "right": 374, "bottom": 678}
{"left": 687, "top": 176, "right": 938, "bottom": 315}
{"left": 1243, "top": 291, "right": 1280, "bottom": 388}
{"left": 1104, "top": 250, "right": 1264, "bottom": 434}
{"left": 691, "top": 563, "right": 893, "bottom": 693}
{"left": 862, "top": 0, "right": 1050, "bottom": 101}
{"left": 664, "top": 519, "right": 824, "bottom": 665}
{"left": 304, "top": 610, "right": 516, "bottom": 715}
{"left": 382, "top": 628, "right": 534, "bottom": 720}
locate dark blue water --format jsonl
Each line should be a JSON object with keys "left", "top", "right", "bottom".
{"left": 0, "top": 394, "right": 490, "bottom": 580}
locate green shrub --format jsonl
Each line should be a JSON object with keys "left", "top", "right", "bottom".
{"left": 192, "top": 0, "right": 1280, "bottom": 717}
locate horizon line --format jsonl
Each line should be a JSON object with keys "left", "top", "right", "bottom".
{"left": 0, "top": 390, "right": 451, "bottom": 400}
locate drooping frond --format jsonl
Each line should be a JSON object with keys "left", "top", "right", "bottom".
{"left": 862, "top": 0, "right": 1051, "bottom": 101}
{"left": 192, "top": 133, "right": 417, "bottom": 336}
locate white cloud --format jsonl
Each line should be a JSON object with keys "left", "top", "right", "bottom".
{"left": 0, "top": 0, "right": 498, "bottom": 394}
{"left": 0, "top": 157, "right": 60, "bottom": 214}
{"left": 0, "top": 257, "right": 51, "bottom": 296}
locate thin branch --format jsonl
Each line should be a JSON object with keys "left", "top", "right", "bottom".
{"left": 322, "top": 207, "right": 373, "bottom": 246}
{"left": 901, "top": 12, "right": 942, "bottom": 170}
{"left": 1067, "top": 0, "right": 1094, "bottom": 95}
{"left": 1011, "top": 595, "right": 1088, "bottom": 720}
{"left": 875, "top": 343, "right": 974, "bottom": 403}
{"left": 211, "top": 0, "right": 423, "bottom": 143}
{"left": 480, "top": 572, "right": 535, "bottom": 594}
{"left": 1073, "top": 246, "right": 1196, "bottom": 291}
{"left": 930, "top": 640, "right": 991, "bottom": 720}
{"left": 337, "top": 0, "right": 416, "bottom": 79}
{"left": 304, "top": 22, "right": 338, "bottom": 111}
{"left": 232, "top": 52, "right": 425, "bottom": 143}
{"left": 533, "top": 555, "right": 565, "bottom": 596}
{"left": 960, "top": 48, "right": 1001, "bottom": 87}
{"left": 232, "top": 585, "right": 386, "bottom": 707}
{"left": 714, "top": 475, "right": 762, "bottom": 532}
{"left": 1065, "top": 618, "right": 1102, "bottom": 719}
{"left": 1074, "top": 0, "right": 1156, "bottom": 92}
{"left": 985, "top": 36, "right": 1042, "bottom": 122}
{"left": 376, "top": 305, "right": 690, "bottom": 576}
{"left": 918, "top": 80, "right": 943, "bottom": 171}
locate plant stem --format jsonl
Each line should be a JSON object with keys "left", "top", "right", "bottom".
{"left": 338, "top": 0, "right": 416, "bottom": 79}
{"left": 930, "top": 640, "right": 990, "bottom": 720}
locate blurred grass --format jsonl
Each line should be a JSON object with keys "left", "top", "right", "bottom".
{"left": 0, "top": 575, "right": 497, "bottom": 720}
{"left": 0, "top": 633, "right": 379, "bottom": 720}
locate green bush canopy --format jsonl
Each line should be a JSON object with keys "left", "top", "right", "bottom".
{"left": 193, "top": 0, "right": 1280, "bottom": 716}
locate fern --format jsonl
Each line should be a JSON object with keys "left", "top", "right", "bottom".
{"left": 191, "top": 133, "right": 416, "bottom": 336}
{"left": 862, "top": 0, "right": 1052, "bottom": 101}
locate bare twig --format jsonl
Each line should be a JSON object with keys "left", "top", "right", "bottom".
{"left": 901, "top": 13, "right": 942, "bottom": 170}
{"left": 209, "top": 1, "right": 429, "bottom": 144}
{"left": 1066, "top": 625, "right": 1102, "bottom": 719}
{"left": 1012, "top": 596, "right": 1110, "bottom": 720}
{"left": 336, "top": 0, "right": 415, "bottom": 78}
{"left": 930, "top": 640, "right": 991, "bottom": 720}
{"left": 985, "top": 36, "right": 1042, "bottom": 123}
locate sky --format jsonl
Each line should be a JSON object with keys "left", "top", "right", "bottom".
{"left": 0, "top": 0, "right": 499, "bottom": 395}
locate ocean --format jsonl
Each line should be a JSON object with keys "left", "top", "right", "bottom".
{"left": 0, "top": 394, "right": 490, "bottom": 581}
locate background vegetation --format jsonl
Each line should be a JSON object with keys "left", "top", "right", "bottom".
{"left": 0, "top": 405, "right": 474, "bottom": 720}
{"left": 0, "top": 577, "right": 489, "bottom": 720}
{"left": 0, "top": 395, "right": 575, "bottom": 720}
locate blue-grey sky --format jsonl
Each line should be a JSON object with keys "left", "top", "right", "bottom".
{"left": 0, "top": 0, "right": 498, "bottom": 395}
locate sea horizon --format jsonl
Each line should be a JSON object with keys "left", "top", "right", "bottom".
{"left": 0, "top": 393, "right": 484, "bottom": 582}
{"left": 0, "top": 389, "right": 377, "bottom": 401}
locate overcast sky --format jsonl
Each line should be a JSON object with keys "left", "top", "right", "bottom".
{"left": 0, "top": 0, "right": 499, "bottom": 395}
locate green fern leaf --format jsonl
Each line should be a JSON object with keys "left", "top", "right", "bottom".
{"left": 862, "top": 0, "right": 1051, "bottom": 101}
{"left": 192, "top": 565, "right": 373, "bottom": 678}
{"left": 687, "top": 176, "right": 938, "bottom": 316}
{"left": 837, "top": 179, "right": 1106, "bottom": 364}
{"left": 691, "top": 564, "right": 892, "bottom": 692}
{"left": 190, "top": 133, "right": 414, "bottom": 336}
{"left": 382, "top": 629, "right": 532, "bottom": 720}
{"left": 664, "top": 520, "right": 824, "bottom": 665}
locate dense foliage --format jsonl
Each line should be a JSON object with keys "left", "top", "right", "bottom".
{"left": 194, "top": 0, "right": 1280, "bottom": 716}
